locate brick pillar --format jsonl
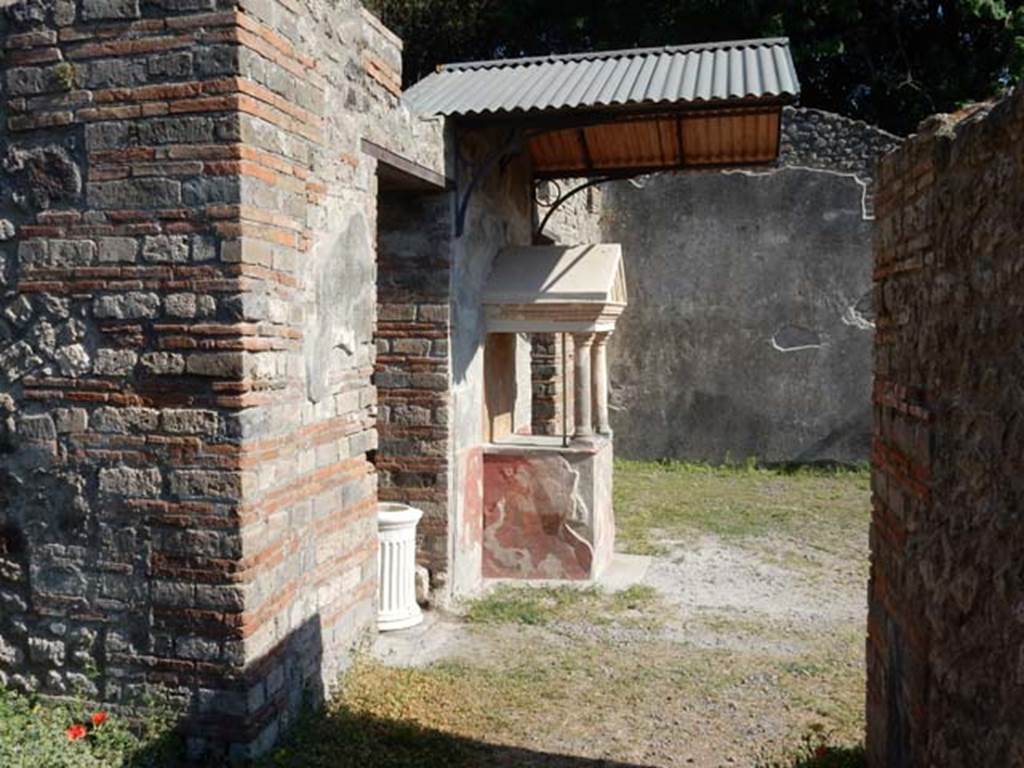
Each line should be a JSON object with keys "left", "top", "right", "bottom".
{"left": 0, "top": 0, "right": 443, "bottom": 758}
{"left": 0, "top": 1, "right": 260, "bottom": 756}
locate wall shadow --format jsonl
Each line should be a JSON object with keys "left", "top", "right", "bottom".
{"left": 109, "top": 600, "right": 868, "bottom": 768}
{"left": 118, "top": 613, "right": 328, "bottom": 766}
{"left": 246, "top": 704, "right": 658, "bottom": 768}
{"left": 116, "top": 610, "right": 655, "bottom": 768}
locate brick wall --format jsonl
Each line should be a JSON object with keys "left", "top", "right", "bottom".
{"left": 0, "top": 0, "right": 445, "bottom": 757}
{"left": 868, "top": 88, "right": 1024, "bottom": 767}
{"left": 0, "top": 0, "right": 264, "bottom": 752}
{"left": 530, "top": 333, "right": 560, "bottom": 436}
{"left": 375, "top": 191, "right": 453, "bottom": 584}
{"left": 530, "top": 180, "right": 597, "bottom": 438}
{"left": 530, "top": 332, "right": 575, "bottom": 438}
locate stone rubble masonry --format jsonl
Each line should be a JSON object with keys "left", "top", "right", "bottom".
{"left": 780, "top": 107, "right": 902, "bottom": 214}
{"left": 0, "top": 0, "right": 444, "bottom": 759}
{"left": 867, "top": 88, "right": 1024, "bottom": 768}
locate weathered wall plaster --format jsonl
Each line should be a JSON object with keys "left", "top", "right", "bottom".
{"left": 447, "top": 127, "right": 534, "bottom": 597}
{"left": 867, "top": 89, "right": 1024, "bottom": 768}
{"left": 584, "top": 108, "right": 900, "bottom": 464}
{"left": 600, "top": 166, "right": 878, "bottom": 464}
{"left": 482, "top": 437, "right": 614, "bottom": 581}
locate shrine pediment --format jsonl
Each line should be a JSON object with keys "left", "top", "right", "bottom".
{"left": 483, "top": 244, "right": 627, "bottom": 333}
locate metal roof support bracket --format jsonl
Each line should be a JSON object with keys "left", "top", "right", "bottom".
{"left": 534, "top": 175, "right": 621, "bottom": 242}
{"left": 455, "top": 128, "right": 524, "bottom": 238}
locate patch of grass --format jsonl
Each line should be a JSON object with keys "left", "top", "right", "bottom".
{"left": 607, "top": 583, "right": 657, "bottom": 611}
{"left": 0, "top": 685, "right": 181, "bottom": 768}
{"left": 692, "top": 608, "right": 793, "bottom": 638}
{"left": 53, "top": 62, "right": 76, "bottom": 90}
{"left": 614, "top": 460, "right": 870, "bottom": 556}
{"left": 257, "top": 663, "right": 485, "bottom": 768}
{"left": 775, "top": 627, "right": 866, "bottom": 736}
{"left": 464, "top": 585, "right": 596, "bottom": 625}
{"left": 464, "top": 583, "right": 659, "bottom": 627}
{"left": 758, "top": 729, "right": 866, "bottom": 768}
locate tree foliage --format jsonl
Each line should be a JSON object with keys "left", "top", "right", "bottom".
{"left": 366, "top": 0, "right": 1024, "bottom": 134}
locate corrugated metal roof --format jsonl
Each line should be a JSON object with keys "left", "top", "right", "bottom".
{"left": 404, "top": 38, "right": 799, "bottom": 117}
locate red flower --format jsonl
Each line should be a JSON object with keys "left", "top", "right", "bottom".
{"left": 814, "top": 744, "right": 831, "bottom": 759}
{"left": 66, "top": 724, "right": 87, "bottom": 741}
{"left": 90, "top": 711, "right": 108, "bottom": 727}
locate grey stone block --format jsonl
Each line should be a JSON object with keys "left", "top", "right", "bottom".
{"left": 92, "top": 407, "right": 160, "bottom": 434}
{"left": 164, "top": 293, "right": 198, "bottom": 318}
{"left": 85, "top": 122, "right": 129, "bottom": 151}
{"left": 28, "top": 637, "right": 65, "bottom": 666}
{"left": 169, "top": 470, "right": 242, "bottom": 500}
{"left": 186, "top": 353, "right": 243, "bottom": 378}
{"left": 147, "top": 52, "right": 193, "bottom": 79}
{"left": 88, "top": 179, "right": 182, "bottom": 210}
{"left": 175, "top": 636, "right": 220, "bottom": 662}
{"left": 161, "top": 409, "right": 219, "bottom": 435}
{"left": 93, "top": 293, "right": 161, "bottom": 320}
{"left": 98, "top": 466, "right": 162, "bottom": 497}
{"left": 94, "top": 348, "right": 138, "bottom": 376}
{"left": 96, "top": 237, "right": 139, "bottom": 263}
{"left": 80, "top": 0, "right": 142, "bottom": 20}
{"left": 142, "top": 235, "right": 190, "bottom": 263}
{"left": 140, "top": 352, "right": 186, "bottom": 375}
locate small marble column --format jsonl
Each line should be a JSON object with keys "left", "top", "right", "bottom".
{"left": 572, "top": 333, "right": 595, "bottom": 438}
{"left": 592, "top": 332, "right": 611, "bottom": 435}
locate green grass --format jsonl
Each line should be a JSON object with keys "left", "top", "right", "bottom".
{"left": 614, "top": 459, "right": 871, "bottom": 556}
{"left": 0, "top": 687, "right": 180, "bottom": 768}
{"left": 758, "top": 727, "right": 866, "bottom": 768}
{"left": 464, "top": 585, "right": 597, "bottom": 625}
{"left": 464, "top": 583, "right": 659, "bottom": 626}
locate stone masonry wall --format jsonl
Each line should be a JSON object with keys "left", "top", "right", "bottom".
{"left": 867, "top": 89, "right": 1024, "bottom": 767}
{"left": 167, "top": 0, "right": 443, "bottom": 756}
{"left": 0, "top": 0, "right": 444, "bottom": 757}
{"left": 780, "top": 106, "right": 901, "bottom": 213}
{"left": 0, "top": 0, "right": 262, "bottom": 751}
{"left": 529, "top": 332, "right": 562, "bottom": 436}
